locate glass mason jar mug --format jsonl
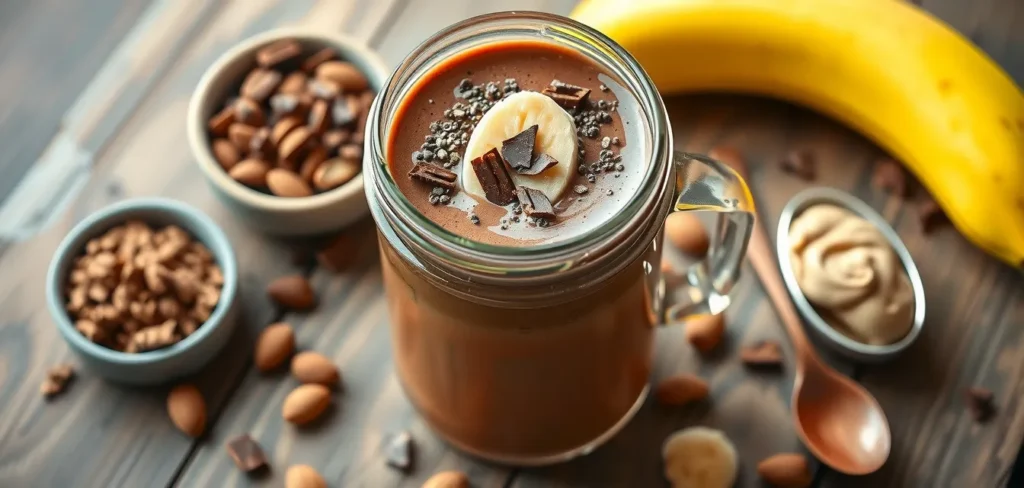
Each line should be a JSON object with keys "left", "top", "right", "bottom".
{"left": 364, "top": 12, "right": 754, "bottom": 466}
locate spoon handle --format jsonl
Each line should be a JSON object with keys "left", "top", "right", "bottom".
{"left": 709, "top": 148, "right": 813, "bottom": 357}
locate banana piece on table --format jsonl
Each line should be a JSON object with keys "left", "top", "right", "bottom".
{"left": 462, "top": 91, "right": 577, "bottom": 204}
{"left": 662, "top": 426, "right": 738, "bottom": 488}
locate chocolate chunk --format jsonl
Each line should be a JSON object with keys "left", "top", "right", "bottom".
{"left": 501, "top": 125, "right": 538, "bottom": 171}
{"left": 256, "top": 39, "right": 302, "bottom": 68}
{"left": 409, "top": 163, "right": 458, "bottom": 191}
{"left": 965, "top": 387, "right": 996, "bottom": 422}
{"left": 873, "top": 158, "right": 909, "bottom": 197}
{"left": 470, "top": 148, "right": 518, "bottom": 205}
{"left": 226, "top": 434, "right": 269, "bottom": 473}
{"left": 780, "top": 150, "right": 815, "bottom": 180}
{"left": 519, "top": 153, "right": 558, "bottom": 176}
{"left": 918, "top": 197, "right": 947, "bottom": 234}
{"left": 740, "top": 341, "right": 784, "bottom": 368}
{"left": 516, "top": 186, "right": 555, "bottom": 219}
{"left": 542, "top": 80, "right": 591, "bottom": 112}
{"left": 383, "top": 431, "right": 414, "bottom": 472}
{"left": 40, "top": 364, "right": 75, "bottom": 399}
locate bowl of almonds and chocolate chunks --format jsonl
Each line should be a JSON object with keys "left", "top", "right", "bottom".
{"left": 188, "top": 29, "right": 388, "bottom": 235}
{"left": 45, "top": 198, "right": 240, "bottom": 385}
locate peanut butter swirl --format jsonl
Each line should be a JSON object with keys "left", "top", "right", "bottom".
{"left": 789, "top": 205, "right": 914, "bottom": 345}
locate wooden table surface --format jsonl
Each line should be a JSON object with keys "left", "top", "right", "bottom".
{"left": 1, "top": 0, "right": 1022, "bottom": 487}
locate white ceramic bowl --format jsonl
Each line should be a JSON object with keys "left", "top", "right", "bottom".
{"left": 776, "top": 187, "right": 926, "bottom": 363}
{"left": 188, "top": 28, "right": 389, "bottom": 236}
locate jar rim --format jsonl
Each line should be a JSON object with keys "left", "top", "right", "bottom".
{"left": 366, "top": 11, "right": 672, "bottom": 278}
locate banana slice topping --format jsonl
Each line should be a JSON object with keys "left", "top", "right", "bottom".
{"left": 462, "top": 91, "right": 577, "bottom": 204}
{"left": 662, "top": 427, "right": 738, "bottom": 488}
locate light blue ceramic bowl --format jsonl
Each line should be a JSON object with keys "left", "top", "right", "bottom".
{"left": 46, "top": 198, "right": 240, "bottom": 385}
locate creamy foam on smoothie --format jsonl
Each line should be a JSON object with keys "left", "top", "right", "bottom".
{"left": 387, "top": 40, "right": 648, "bottom": 246}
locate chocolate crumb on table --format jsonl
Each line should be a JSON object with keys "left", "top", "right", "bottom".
{"left": 41, "top": 364, "right": 75, "bottom": 399}
{"left": 965, "top": 387, "right": 996, "bottom": 422}
{"left": 226, "top": 434, "right": 269, "bottom": 473}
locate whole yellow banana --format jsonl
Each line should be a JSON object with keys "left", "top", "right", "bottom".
{"left": 572, "top": 0, "right": 1024, "bottom": 269}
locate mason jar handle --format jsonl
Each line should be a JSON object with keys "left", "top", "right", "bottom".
{"left": 664, "top": 151, "right": 756, "bottom": 321}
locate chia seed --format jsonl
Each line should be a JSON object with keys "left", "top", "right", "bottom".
{"left": 431, "top": 187, "right": 445, "bottom": 196}
{"left": 439, "top": 195, "right": 450, "bottom": 204}
{"left": 469, "top": 212, "right": 480, "bottom": 224}
{"left": 513, "top": 205, "right": 522, "bottom": 215}
{"left": 599, "top": 149, "right": 613, "bottom": 160}
{"left": 615, "top": 163, "right": 625, "bottom": 172}
{"left": 599, "top": 84, "right": 608, "bottom": 91}
{"left": 586, "top": 127, "right": 599, "bottom": 138}
{"left": 601, "top": 137, "right": 611, "bottom": 149}
{"left": 422, "top": 149, "right": 435, "bottom": 161}
{"left": 597, "top": 100, "right": 607, "bottom": 110}
{"left": 429, "top": 195, "right": 440, "bottom": 205}
{"left": 607, "top": 190, "right": 614, "bottom": 196}
{"left": 413, "top": 151, "right": 424, "bottom": 162}
{"left": 587, "top": 174, "right": 596, "bottom": 183}
{"left": 500, "top": 223, "right": 509, "bottom": 230}
{"left": 612, "top": 137, "right": 620, "bottom": 146}
{"left": 436, "top": 149, "right": 448, "bottom": 160}
{"left": 574, "top": 185, "right": 589, "bottom": 195}
{"left": 577, "top": 164, "right": 588, "bottom": 176}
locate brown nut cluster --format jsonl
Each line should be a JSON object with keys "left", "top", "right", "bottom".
{"left": 207, "top": 39, "right": 374, "bottom": 197}
{"left": 64, "top": 221, "right": 224, "bottom": 353}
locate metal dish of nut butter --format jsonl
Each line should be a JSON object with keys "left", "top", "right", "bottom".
{"left": 776, "top": 187, "right": 926, "bottom": 363}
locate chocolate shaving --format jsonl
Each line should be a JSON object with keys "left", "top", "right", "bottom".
{"left": 408, "top": 164, "right": 457, "bottom": 191}
{"left": 520, "top": 153, "right": 558, "bottom": 176}
{"left": 501, "top": 125, "right": 538, "bottom": 171}
{"left": 226, "top": 434, "right": 269, "bottom": 473}
{"left": 780, "top": 150, "right": 815, "bottom": 181}
{"left": 471, "top": 148, "right": 518, "bottom": 205}
{"left": 872, "top": 157, "right": 909, "bottom": 198}
{"left": 917, "top": 196, "right": 947, "bottom": 234}
{"left": 384, "top": 431, "right": 414, "bottom": 472}
{"left": 542, "top": 80, "right": 591, "bottom": 112}
{"left": 965, "top": 387, "right": 996, "bottom": 422}
{"left": 740, "top": 341, "right": 784, "bottom": 368}
{"left": 516, "top": 186, "right": 555, "bottom": 219}
{"left": 40, "top": 364, "right": 75, "bottom": 399}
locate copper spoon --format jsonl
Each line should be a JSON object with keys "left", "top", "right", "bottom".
{"left": 710, "top": 147, "right": 891, "bottom": 475}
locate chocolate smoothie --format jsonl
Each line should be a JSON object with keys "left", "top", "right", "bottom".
{"left": 378, "top": 37, "right": 660, "bottom": 462}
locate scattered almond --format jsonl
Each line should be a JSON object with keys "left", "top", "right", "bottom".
{"left": 167, "top": 384, "right": 206, "bottom": 437}
{"left": 757, "top": 453, "right": 812, "bottom": 488}
{"left": 685, "top": 314, "right": 725, "bottom": 352}
{"left": 254, "top": 322, "right": 295, "bottom": 372}
{"left": 212, "top": 138, "right": 241, "bottom": 170}
{"left": 291, "top": 351, "right": 340, "bottom": 386}
{"left": 655, "top": 373, "right": 709, "bottom": 406}
{"left": 282, "top": 384, "right": 331, "bottom": 425}
{"left": 267, "top": 275, "right": 316, "bottom": 310}
{"left": 267, "top": 168, "right": 314, "bottom": 197}
{"left": 664, "top": 213, "right": 709, "bottom": 257}
{"left": 285, "top": 464, "right": 327, "bottom": 488}
{"left": 422, "top": 470, "right": 470, "bottom": 488}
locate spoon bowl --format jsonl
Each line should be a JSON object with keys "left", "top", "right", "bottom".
{"left": 794, "top": 355, "right": 891, "bottom": 474}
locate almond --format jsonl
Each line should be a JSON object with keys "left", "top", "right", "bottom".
{"left": 267, "top": 275, "right": 316, "bottom": 309}
{"left": 312, "top": 158, "right": 359, "bottom": 191}
{"left": 212, "top": 138, "right": 240, "bottom": 171}
{"left": 422, "top": 470, "right": 470, "bottom": 488}
{"left": 228, "top": 123, "right": 257, "bottom": 151}
{"left": 254, "top": 322, "right": 295, "bottom": 372}
{"left": 299, "top": 146, "right": 328, "bottom": 183}
{"left": 267, "top": 168, "right": 313, "bottom": 198}
{"left": 685, "top": 313, "right": 725, "bottom": 353}
{"left": 272, "top": 116, "right": 304, "bottom": 146}
{"left": 655, "top": 373, "right": 709, "bottom": 406}
{"left": 282, "top": 384, "right": 331, "bottom": 425}
{"left": 285, "top": 464, "right": 327, "bottom": 488}
{"left": 229, "top": 159, "right": 271, "bottom": 187}
{"left": 279, "top": 126, "right": 312, "bottom": 162}
{"left": 167, "top": 384, "right": 206, "bottom": 437}
{"left": 291, "top": 351, "right": 340, "bottom": 386}
{"left": 279, "top": 72, "right": 308, "bottom": 95}
{"left": 757, "top": 453, "right": 812, "bottom": 488}
{"left": 665, "top": 213, "right": 709, "bottom": 257}
{"left": 315, "top": 61, "right": 368, "bottom": 92}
